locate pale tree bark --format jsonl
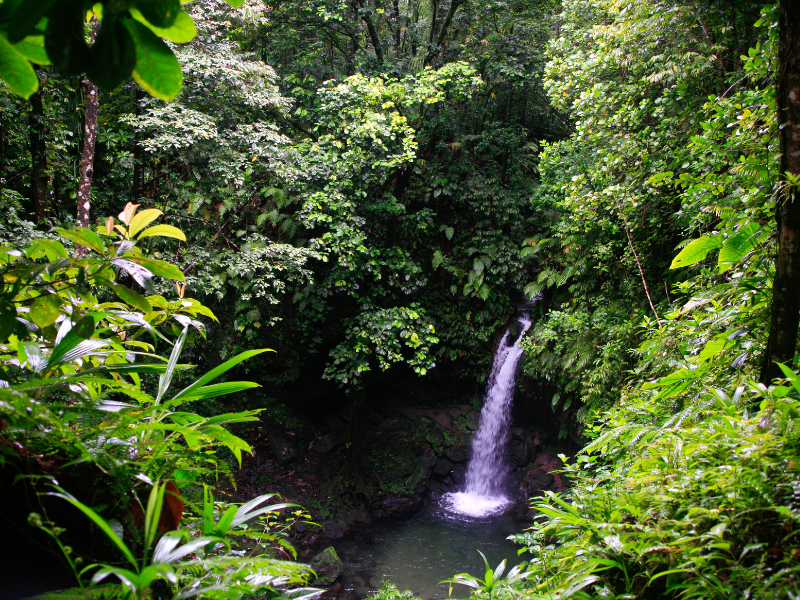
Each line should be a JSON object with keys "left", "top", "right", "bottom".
{"left": 764, "top": 1, "right": 800, "bottom": 382}
{"left": 75, "top": 16, "right": 100, "bottom": 256}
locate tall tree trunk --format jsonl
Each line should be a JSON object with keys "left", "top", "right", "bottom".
{"left": 132, "top": 88, "right": 145, "bottom": 200}
{"left": 764, "top": 1, "right": 800, "bottom": 382}
{"left": 0, "top": 125, "right": 6, "bottom": 206}
{"left": 75, "top": 16, "right": 100, "bottom": 255}
{"left": 357, "top": 0, "right": 384, "bottom": 64}
{"left": 28, "top": 84, "right": 48, "bottom": 223}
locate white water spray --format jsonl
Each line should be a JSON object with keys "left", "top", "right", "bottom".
{"left": 443, "top": 310, "right": 532, "bottom": 518}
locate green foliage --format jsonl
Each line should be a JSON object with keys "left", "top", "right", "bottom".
{"left": 510, "top": 379, "right": 800, "bottom": 600}
{"left": 521, "top": 0, "right": 773, "bottom": 421}
{"left": 0, "top": 210, "right": 316, "bottom": 599}
{"left": 0, "top": 0, "right": 248, "bottom": 100}
{"left": 442, "top": 551, "right": 531, "bottom": 600}
{"left": 323, "top": 304, "right": 439, "bottom": 387}
{"left": 32, "top": 483, "right": 317, "bottom": 600}
{"left": 368, "top": 582, "right": 422, "bottom": 600}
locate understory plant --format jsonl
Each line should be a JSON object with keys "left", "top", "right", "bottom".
{"left": 510, "top": 375, "right": 800, "bottom": 599}
{"left": 0, "top": 204, "right": 314, "bottom": 598}
{"left": 442, "top": 551, "right": 532, "bottom": 600}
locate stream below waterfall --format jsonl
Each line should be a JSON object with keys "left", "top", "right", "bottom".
{"left": 334, "top": 305, "right": 534, "bottom": 600}
{"left": 334, "top": 499, "right": 523, "bottom": 600}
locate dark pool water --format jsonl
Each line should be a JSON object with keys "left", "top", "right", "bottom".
{"left": 333, "top": 499, "right": 525, "bottom": 599}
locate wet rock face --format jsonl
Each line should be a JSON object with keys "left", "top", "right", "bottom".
{"left": 445, "top": 446, "right": 469, "bottom": 464}
{"left": 314, "top": 433, "right": 342, "bottom": 454}
{"left": 433, "top": 458, "right": 454, "bottom": 475}
{"left": 310, "top": 547, "right": 344, "bottom": 586}
{"left": 269, "top": 430, "right": 299, "bottom": 462}
{"left": 325, "top": 521, "right": 346, "bottom": 540}
{"left": 509, "top": 441, "right": 531, "bottom": 467}
{"left": 514, "top": 449, "right": 570, "bottom": 520}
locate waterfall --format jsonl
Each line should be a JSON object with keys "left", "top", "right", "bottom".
{"left": 442, "top": 310, "right": 532, "bottom": 518}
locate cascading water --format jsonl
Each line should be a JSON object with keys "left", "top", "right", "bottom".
{"left": 442, "top": 309, "right": 532, "bottom": 518}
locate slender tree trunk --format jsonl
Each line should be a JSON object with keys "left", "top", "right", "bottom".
{"left": 0, "top": 125, "right": 6, "bottom": 206}
{"left": 357, "top": 1, "right": 384, "bottom": 64}
{"left": 132, "top": 88, "right": 145, "bottom": 200}
{"left": 764, "top": 1, "right": 800, "bottom": 382}
{"left": 28, "top": 84, "right": 48, "bottom": 223}
{"left": 424, "top": 0, "right": 461, "bottom": 65}
{"left": 75, "top": 17, "right": 100, "bottom": 257}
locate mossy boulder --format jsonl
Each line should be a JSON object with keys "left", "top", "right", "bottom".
{"left": 310, "top": 546, "right": 344, "bottom": 586}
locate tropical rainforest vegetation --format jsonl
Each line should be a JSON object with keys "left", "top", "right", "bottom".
{"left": 1, "top": 0, "right": 800, "bottom": 598}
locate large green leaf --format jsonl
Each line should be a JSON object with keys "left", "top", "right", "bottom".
{"left": 29, "top": 294, "right": 61, "bottom": 328}
{"left": 111, "top": 282, "right": 153, "bottom": 313}
{"left": 7, "top": 0, "right": 56, "bottom": 43}
{"left": 175, "top": 381, "right": 260, "bottom": 401}
{"left": 172, "top": 349, "right": 273, "bottom": 400}
{"left": 130, "top": 7, "right": 196, "bottom": 43}
{"left": 86, "top": 18, "right": 137, "bottom": 91}
{"left": 124, "top": 18, "right": 182, "bottom": 102}
{"left": 136, "top": 0, "right": 181, "bottom": 29}
{"left": 156, "top": 324, "right": 188, "bottom": 403}
{"left": 133, "top": 257, "right": 185, "bottom": 281}
{"left": 670, "top": 234, "right": 722, "bottom": 269}
{"left": 718, "top": 223, "right": 763, "bottom": 273}
{"left": 13, "top": 35, "right": 51, "bottom": 65}
{"left": 56, "top": 227, "right": 107, "bottom": 255}
{"left": 128, "top": 208, "right": 163, "bottom": 238}
{"left": 136, "top": 224, "right": 187, "bottom": 241}
{"left": 0, "top": 31, "right": 39, "bottom": 98}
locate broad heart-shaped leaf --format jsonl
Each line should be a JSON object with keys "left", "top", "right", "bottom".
{"left": 0, "top": 32, "right": 39, "bottom": 99}
{"left": 136, "top": 224, "right": 187, "bottom": 241}
{"left": 124, "top": 18, "right": 182, "bottom": 102}
{"left": 30, "top": 293, "right": 61, "bottom": 328}
{"left": 670, "top": 234, "right": 722, "bottom": 269}
{"left": 130, "top": 7, "right": 196, "bottom": 43}
{"left": 56, "top": 227, "right": 106, "bottom": 255}
{"left": 135, "top": 0, "right": 181, "bottom": 29}
{"left": 7, "top": 0, "right": 57, "bottom": 43}
{"left": 86, "top": 17, "right": 136, "bottom": 91}
{"left": 14, "top": 35, "right": 51, "bottom": 65}
{"left": 718, "top": 222, "right": 764, "bottom": 273}
{"left": 44, "top": 1, "right": 90, "bottom": 76}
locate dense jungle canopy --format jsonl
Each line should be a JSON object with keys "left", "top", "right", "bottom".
{"left": 2, "top": 0, "right": 800, "bottom": 598}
